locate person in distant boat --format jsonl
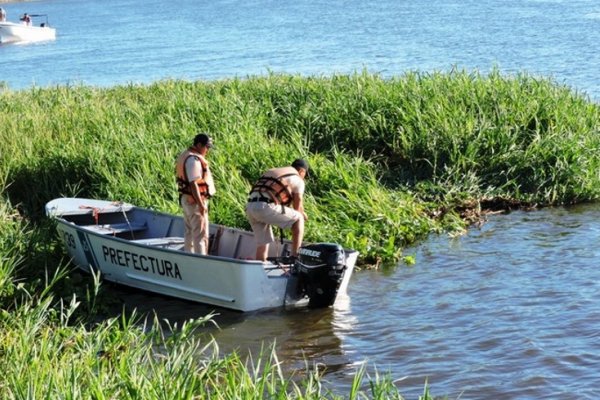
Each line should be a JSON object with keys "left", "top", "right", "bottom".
{"left": 20, "top": 13, "right": 31, "bottom": 26}
{"left": 246, "top": 159, "right": 309, "bottom": 261}
{"left": 0, "top": 8, "right": 6, "bottom": 22}
{"left": 175, "top": 133, "right": 216, "bottom": 255}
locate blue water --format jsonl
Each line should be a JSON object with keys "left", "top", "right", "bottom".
{"left": 5, "top": 0, "right": 600, "bottom": 398}
{"left": 343, "top": 205, "right": 600, "bottom": 398}
{"left": 1, "top": 0, "right": 600, "bottom": 100}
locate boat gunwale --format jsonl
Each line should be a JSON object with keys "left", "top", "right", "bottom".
{"left": 48, "top": 197, "right": 359, "bottom": 267}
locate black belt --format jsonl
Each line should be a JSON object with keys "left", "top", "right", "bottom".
{"left": 248, "top": 197, "right": 274, "bottom": 203}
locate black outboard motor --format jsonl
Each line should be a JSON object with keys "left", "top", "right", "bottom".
{"left": 294, "top": 243, "right": 346, "bottom": 308}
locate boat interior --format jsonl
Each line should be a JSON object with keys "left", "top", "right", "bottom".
{"left": 59, "top": 204, "right": 292, "bottom": 260}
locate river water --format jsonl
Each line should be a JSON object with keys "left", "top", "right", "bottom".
{"left": 4, "top": 0, "right": 600, "bottom": 397}
{"left": 112, "top": 204, "right": 600, "bottom": 399}
{"left": 1, "top": 0, "right": 600, "bottom": 100}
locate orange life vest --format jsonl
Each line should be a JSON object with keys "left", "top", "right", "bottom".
{"left": 175, "top": 148, "right": 216, "bottom": 200}
{"left": 249, "top": 166, "right": 298, "bottom": 206}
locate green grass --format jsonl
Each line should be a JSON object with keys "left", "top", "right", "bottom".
{"left": 1, "top": 69, "right": 599, "bottom": 398}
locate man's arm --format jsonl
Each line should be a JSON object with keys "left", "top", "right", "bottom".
{"left": 292, "top": 193, "right": 308, "bottom": 221}
{"left": 190, "top": 181, "right": 207, "bottom": 214}
{"left": 187, "top": 158, "right": 207, "bottom": 214}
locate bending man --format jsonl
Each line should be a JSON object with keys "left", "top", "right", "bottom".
{"left": 246, "top": 159, "right": 309, "bottom": 261}
{"left": 175, "top": 133, "right": 216, "bottom": 254}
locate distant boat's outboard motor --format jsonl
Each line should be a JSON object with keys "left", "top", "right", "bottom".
{"left": 294, "top": 243, "right": 346, "bottom": 308}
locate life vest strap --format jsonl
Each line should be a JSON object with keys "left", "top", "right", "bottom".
{"left": 249, "top": 173, "right": 296, "bottom": 206}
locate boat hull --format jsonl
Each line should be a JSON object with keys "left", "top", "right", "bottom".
{"left": 47, "top": 198, "right": 357, "bottom": 312}
{"left": 0, "top": 22, "right": 56, "bottom": 43}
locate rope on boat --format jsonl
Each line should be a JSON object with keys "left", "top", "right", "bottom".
{"left": 78, "top": 201, "right": 135, "bottom": 238}
{"left": 118, "top": 206, "right": 136, "bottom": 240}
{"left": 78, "top": 205, "right": 101, "bottom": 225}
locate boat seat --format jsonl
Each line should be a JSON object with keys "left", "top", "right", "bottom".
{"left": 131, "top": 237, "right": 185, "bottom": 250}
{"left": 82, "top": 222, "right": 147, "bottom": 235}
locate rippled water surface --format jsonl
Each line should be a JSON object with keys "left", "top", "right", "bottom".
{"left": 115, "top": 205, "right": 600, "bottom": 399}
{"left": 1, "top": 0, "right": 600, "bottom": 99}
{"left": 345, "top": 205, "right": 600, "bottom": 398}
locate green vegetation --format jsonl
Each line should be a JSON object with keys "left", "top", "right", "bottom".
{"left": 1, "top": 70, "right": 599, "bottom": 398}
{"left": 2, "top": 69, "right": 599, "bottom": 264}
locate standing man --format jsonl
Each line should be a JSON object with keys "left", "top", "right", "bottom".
{"left": 245, "top": 159, "right": 309, "bottom": 261}
{"left": 20, "top": 13, "right": 31, "bottom": 25}
{"left": 175, "top": 133, "right": 216, "bottom": 255}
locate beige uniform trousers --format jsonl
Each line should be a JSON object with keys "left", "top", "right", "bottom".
{"left": 245, "top": 201, "right": 302, "bottom": 245}
{"left": 181, "top": 194, "right": 209, "bottom": 255}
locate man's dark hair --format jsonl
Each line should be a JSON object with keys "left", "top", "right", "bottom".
{"left": 193, "top": 133, "right": 213, "bottom": 148}
{"left": 291, "top": 159, "right": 310, "bottom": 174}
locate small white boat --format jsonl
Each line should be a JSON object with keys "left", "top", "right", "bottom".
{"left": 0, "top": 14, "right": 56, "bottom": 44}
{"left": 45, "top": 198, "right": 358, "bottom": 312}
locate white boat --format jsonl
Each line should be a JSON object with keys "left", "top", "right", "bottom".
{"left": 0, "top": 14, "right": 56, "bottom": 44}
{"left": 45, "top": 198, "right": 358, "bottom": 312}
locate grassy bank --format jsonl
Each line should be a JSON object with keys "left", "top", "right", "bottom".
{"left": 3, "top": 70, "right": 598, "bottom": 264}
{"left": 1, "top": 70, "right": 599, "bottom": 398}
